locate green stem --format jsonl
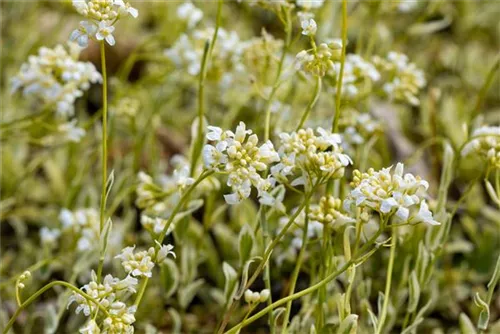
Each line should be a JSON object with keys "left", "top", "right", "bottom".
{"left": 376, "top": 228, "right": 397, "bottom": 334}
{"left": 217, "top": 189, "right": 315, "bottom": 334}
{"left": 190, "top": 41, "right": 210, "bottom": 177}
{"left": 97, "top": 41, "right": 109, "bottom": 283}
{"left": 296, "top": 77, "right": 322, "bottom": 131}
{"left": 3, "top": 281, "right": 110, "bottom": 334}
{"left": 225, "top": 228, "right": 384, "bottom": 334}
{"left": 264, "top": 7, "right": 292, "bottom": 142}
{"left": 133, "top": 171, "right": 214, "bottom": 308}
{"left": 282, "top": 202, "right": 310, "bottom": 333}
{"left": 331, "top": 0, "right": 348, "bottom": 133}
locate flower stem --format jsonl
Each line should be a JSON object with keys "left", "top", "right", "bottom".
{"left": 3, "top": 280, "right": 110, "bottom": 334}
{"left": 225, "top": 228, "right": 384, "bottom": 334}
{"left": 282, "top": 202, "right": 310, "bottom": 334}
{"left": 296, "top": 76, "right": 322, "bottom": 131}
{"left": 264, "top": 6, "right": 292, "bottom": 142}
{"left": 331, "top": 0, "right": 348, "bottom": 133}
{"left": 97, "top": 41, "right": 109, "bottom": 283}
{"left": 376, "top": 228, "right": 397, "bottom": 334}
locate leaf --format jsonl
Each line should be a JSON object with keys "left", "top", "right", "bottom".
{"left": 459, "top": 313, "right": 478, "bottom": 334}
{"left": 337, "top": 314, "right": 358, "bottom": 334}
{"left": 222, "top": 262, "right": 238, "bottom": 305}
{"left": 168, "top": 307, "right": 182, "bottom": 334}
{"left": 366, "top": 307, "right": 378, "bottom": 332}
{"left": 408, "top": 15, "right": 452, "bottom": 36}
{"left": 485, "top": 180, "right": 500, "bottom": 208}
{"left": 178, "top": 279, "right": 205, "bottom": 310}
{"left": 99, "top": 218, "right": 112, "bottom": 257}
{"left": 407, "top": 271, "right": 420, "bottom": 313}
{"left": 487, "top": 254, "right": 500, "bottom": 290}
{"left": 235, "top": 256, "right": 261, "bottom": 299}
{"left": 160, "top": 258, "right": 179, "bottom": 298}
{"left": 238, "top": 224, "right": 254, "bottom": 266}
{"left": 104, "top": 169, "right": 115, "bottom": 207}
{"left": 272, "top": 307, "right": 286, "bottom": 328}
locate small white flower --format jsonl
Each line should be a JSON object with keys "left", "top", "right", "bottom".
{"left": 155, "top": 242, "right": 176, "bottom": 263}
{"left": 70, "top": 21, "right": 97, "bottom": 48}
{"left": 96, "top": 21, "right": 116, "bottom": 46}
{"left": 177, "top": 2, "right": 203, "bottom": 28}
{"left": 40, "top": 227, "right": 61, "bottom": 245}
{"left": 301, "top": 18, "right": 317, "bottom": 36}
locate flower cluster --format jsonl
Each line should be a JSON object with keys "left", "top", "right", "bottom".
{"left": 60, "top": 208, "right": 100, "bottom": 251}
{"left": 16, "top": 271, "right": 31, "bottom": 290}
{"left": 271, "top": 127, "right": 352, "bottom": 187}
{"left": 11, "top": 43, "right": 102, "bottom": 117}
{"left": 333, "top": 54, "right": 381, "bottom": 98}
{"left": 165, "top": 27, "right": 242, "bottom": 78}
{"left": 115, "top": 243, "right": 175, "bottom": 278}
{"left": 373, "top": 51, "right": 426, "bottom": 105}
{"left": 111, "top": 97, "right": 140, "bottom": 118}
{"left": 344, "top": 163, "right": 439, "bottom": 225}
{"left": 309, "top": 196, "right": 354, "bottom": 226}
{"left": 203, "top": 122, "right": 280, "bottom": 204}
{"left": 338, "top": 109, "right": 382, "bottom": 153}
{"left": 177, "top": 1, "right": 203, "bottom": 29}
{"left": 461, "top": 126, "right": 500, "bottom": 169}
{"left": 68, "top": 270, "right": 138, "bottom": 333}
{"left": 296, "top": 43, "right": 340, "bottom": 77}
{"left": 244, "top": 289, "right": 270, "bottom": 304}
{"left": 70, "top": 0, "right": 139, "bottom": 47}
{"left": 297, "top": 0, "right": 325, "bottom": 9}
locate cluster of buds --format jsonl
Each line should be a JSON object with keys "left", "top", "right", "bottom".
{"left": 461, "top": 126, "right": 500, "bottom": 169}
{"left": 16, "top": 271, "right": 31, "bottom": 290}
{"left": 11, "top": 43, "right": 102, "bottom": 117}
{"left": 70, "top": 0, "right": 139, "bottom": 47}
{"left": 244, "top": 289, "right": 270, "bottom": 304}
{"left": 309, "top": 196, "right": 354, "bottom": 226}
{"left": 296, "top": 43, "right": 339, "bottom": 77}
{"left": 115, "top": 243, "right": 175, "bottom": 278}
{"left": 344, "top": 163, "right": 439, "bottom": 226}
{"left": 372, "top": 51, "right": 426, "bottom": 105}
{"left": 203, "top": 122, "right": 280, "bottom": 204}
{"left": 111, "top": 97, "right": 140, "bottom": 118}
{"left": 271, "top": 127, "right": 352, "bottom": 187}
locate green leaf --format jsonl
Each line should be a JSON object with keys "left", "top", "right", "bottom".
{"left": 238, "top": 223, "right": 254, "bottom": 266}
{"left": 459, "top": 313, "right": 478, "bottom": 334}
{"left": 337, "top": 314, "right": 358, "bottom": 334}
{"left": 222, "top": 262, "right": 238, "bottom": 305}
{"left": 236, "top": 256, "right": 261, "bottom": 299}
{"left": 99, "top": 218, "right": 112, "bottom": 257}
{"left": 160, "top": 258, "right": 179, "bottom": 299}
{"left": 178, "top": 279, "right": 205, "bottom": 310}
{"left": 408, "top": 271, "right": 420, "bottom": 313}
{"left": 104, "top": 169, "right": 115, "bottom": 207}
{"left": 168, "top": 307, "right": 182, "bottom": 334}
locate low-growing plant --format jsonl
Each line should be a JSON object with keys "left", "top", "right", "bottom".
{"left": 1, "top": 1, "right": 499, "bottom": 333}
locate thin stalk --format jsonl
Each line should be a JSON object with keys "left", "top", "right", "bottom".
{"left": 471, "top": 56, "right": 499, "bottom": 123}
{"left": 296, "top": 77, "right": 322, "bottom": 130}
{"left": 97, "top": 41, "right": 109, "bottom": 283}
{"left": 190, "top": 41, "right": 210, "bottom": 177}
{"left": 133, "top": 171, "right": 214, "bottom": 308}
{"left": 190, "top": 0, "right": 223, "bottom": 175}
{"left": 282, "top": 202, "right": 310, "bottom": 333}
{"left": 217, "top": 190, "right": 315, "bottom": 334}
{"left": 264, "top": 7, "right": 292, "bottom": 142}
{"left": 376, "top": 228, "right": 397, "bottom": 334}
{"left": 331, "top": 0, "right": 348, "bottom": 133}
{"left": 3, "top": 281, "right": 110, "bottom": 334}
{"left": 225, "top": 228, "right": 384, "bottom": 334}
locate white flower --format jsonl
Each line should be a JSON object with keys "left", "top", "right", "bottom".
{"left": 177, "top": 2, "right": 203, "bottom": 28}
{"left": 58, "top": 120, "right": 86, "bottom": 142}
{"left": 296, "top": 0, "right": 325, "bottom": 9}
{"left": 115, "top": 246, "right": 155, "bottom": 278}
{"left": 40, "top": 227, "right": 61, "bottom": 245}
{"left": 79, "top": 320, "right": 101, "bottom": 334}
{"left": 11, "top": 44, "right": 101, "bottom": 117}
{"left": 345, "top": 163, "right": 439, "bottom": 226}
{"left": 204, "top": 122, "right": 280, "bottom": 204}
{"left": 70, "top": 21, "right": 97, "bottom": 48}
{"left": 413, "top": 200, "right": 440, "bottom": 225}
{"left": 461, "top": 126, "right": 500, "bottom": 169}
{"left": 96, "top": 21, "right": 116, "bottom": 46}
{"left": 301, "top": 18, "right": 317, "bottom": 36}
{"left": 155, "top": 242, "right": 176, "bottom": 263}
